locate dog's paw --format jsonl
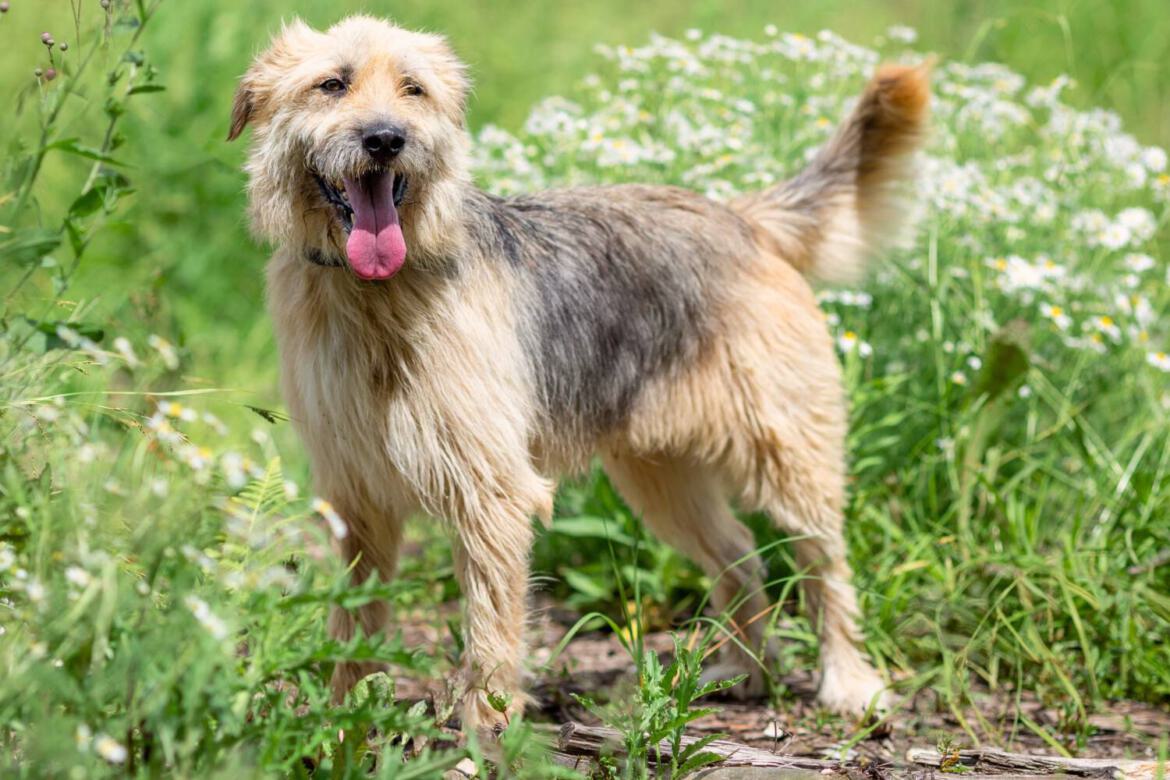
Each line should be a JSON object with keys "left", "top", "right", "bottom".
{"left": 816, "top": 658, "right": 890, "bottom": 718}
{"left": 329, "top": 660, "right": 388, "bottom": 705}
{"left": 699, "top": 659, "right": 768, "bottom": 700}
{"left": 459, "top": 684, "right": 529, "bottom": 737}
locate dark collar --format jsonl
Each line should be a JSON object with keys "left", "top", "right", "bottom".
{"left": 305, "top": 247, "right": 344, "bottom": 268}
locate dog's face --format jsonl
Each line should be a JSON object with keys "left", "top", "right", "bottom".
{"left": 230, "top": 17, "right": 471, "bottom": 278}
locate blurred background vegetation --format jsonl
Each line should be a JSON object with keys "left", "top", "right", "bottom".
{"left": 2, "top": 0, "right": 1167, "bottom": 428}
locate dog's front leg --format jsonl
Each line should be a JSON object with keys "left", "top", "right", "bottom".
{"left": 448, "top": 493, "right": 535, "bottom": 734}
{"left": 326, "top": 496, "right": 405, "bottom": 704}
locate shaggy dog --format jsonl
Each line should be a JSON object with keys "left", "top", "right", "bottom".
{"left": 230, "top": 16, "right": 929, "bottom": 731}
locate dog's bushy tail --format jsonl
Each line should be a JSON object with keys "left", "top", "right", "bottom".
{"left": 732, "top": 62, "right": 931, "bottom": 284}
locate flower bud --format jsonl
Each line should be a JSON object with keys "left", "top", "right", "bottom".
{"left": 59, "top": 42, "right": 68, "bottom": 51}
{"left": 44, "top": 67, "right": 57, "bottom": 81}
{"left": 0, "top": 3, "right": 10, "bottom": 14}
{"left": 41, "top": 32, "right": 53, "bottom": 46}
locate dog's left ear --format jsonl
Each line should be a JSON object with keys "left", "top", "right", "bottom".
{"left": 419, "top": 34, "right": 471, "bottom": 127}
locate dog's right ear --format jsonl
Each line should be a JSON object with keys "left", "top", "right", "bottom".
{"left": 228, "top": 20, "right": 317, "bottom": 141}
{"left": 227, "top": 81, "right": 255, "bottom": 142}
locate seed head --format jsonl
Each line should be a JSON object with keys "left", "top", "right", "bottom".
{"left": 100, "top": 0, "right": 110, "bottom": 8}
{"left": 0, "top": 3, "right": 10, "bottom": 14}
{"left": 59, "top": 42, "right": 68, "bottom": 51}
{"left": 33, "top": 67, "right": 42, "bottom": 77}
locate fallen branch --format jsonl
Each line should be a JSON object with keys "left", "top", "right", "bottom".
{"left": 907, "top": 747, "right": 1166, "bottom": 779}
{"left": 555, "top": 722, "right": 836, "bottom": 773}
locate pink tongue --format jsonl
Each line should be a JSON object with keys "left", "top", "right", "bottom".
{"left": 342, "top": 173, "right": 406, "bottom": 279}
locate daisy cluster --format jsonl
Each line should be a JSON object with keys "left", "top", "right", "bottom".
{"left": 472, "top": 25, "right": 1168, "bottom": 383}
{"left": 1, "top": 330, "right": 350, "bottom": 681}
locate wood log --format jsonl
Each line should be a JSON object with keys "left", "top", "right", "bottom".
{"left": 907, "top": 746, "right": 1166, "bottom": 779}
{"left": 555, "top": 722, "right": 837, "bottom": 772}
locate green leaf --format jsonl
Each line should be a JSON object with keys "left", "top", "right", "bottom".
{"left": 23, "top": 317, "right": 105, "bottom": 351}
{"left": 45, "top": 138, "right": 129, "bottom": 167}
{"left": 245, "top": 405, "right": 289, "bottom": 424}
{"left": 128, "top": 84, "right": 166, "bottom": 95}
{"left": 561, "top": 567, "right": 612, "bottom": 601}
{"left": 68, "top": 179, "right": 134, "bottom": 220}
{"left": 696, "top": 674, "right": 747, "bottom": 698}
{"left": 347, "top": 671, "right": 395, "bottom": 708}
{"left": 68, "top": 188, "right": 106, "bottom": 219}
{"left": 972, "top": 319, "right": 1031, "bottom": 402}
{"left": 64, "top": 218, "right": 85, "bottom": 257}
{"left": 0, "top": 228, "right": 60, "bottom": 265}
{"left": 649, "top": 707, "right": 718, "bottom": 741}
{"left": 550, "top": 514, "right": 637, "bottom": 546}
{"left": 677, "top": 748, "right": 725, "bottom": 775}
{"left": 486, "top": 689, "right": 512, "bottom": 714}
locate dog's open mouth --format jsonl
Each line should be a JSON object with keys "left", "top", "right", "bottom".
{"left": 314, "top": 171, "right": 408, "bottom": 280}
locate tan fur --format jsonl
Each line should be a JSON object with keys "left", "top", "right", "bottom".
{"left": 614, "top": 254, "right": 883, "bottom": 707}
{"left": 733, "top": 61, "right": 931, "bottom": 283}
{"left": 234, "top": 16, "right": 929, "bottom": 732}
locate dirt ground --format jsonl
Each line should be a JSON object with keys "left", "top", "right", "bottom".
{"left": 393, "top": 598, "right": 1169, "bottom": 776}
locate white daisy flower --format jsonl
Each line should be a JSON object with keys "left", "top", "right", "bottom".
{"left": 312, "top": 498, "right": 349, "bottom": 539}
{"left": 1124, "top": 253, "right": 1156, "bottom": 273}
{"left": 112, "top": 336, "right": 141, "bottom": 367}
{"left": 75, "top": 723, "right": 92, "bottom": 752}
{"left": 147, "top": 334, "right": 180, "bottom": 370}
{"left": 885, "top": 25, "right": 918, "bottom": 44}
{"left": 183, "top": 595, "right": 229, "bottom": 640}
{"left": 1090, "top": 315, "right": 1122, "bottom": 342}
{"left": 64, "top": 566, "right": 91, "bottom": 588}
{"left": 94, "top": 735, "right": 128, "bottom": 764}
{"left": 1040, "top": 303, "right": 1072, "bottom": 331}
{"left": 1141, "top": 146, "right": 1167, "bottom": 173}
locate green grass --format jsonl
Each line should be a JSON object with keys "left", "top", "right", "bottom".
{"left": 1, "top": 0, "right": 1169, "bottom": 777}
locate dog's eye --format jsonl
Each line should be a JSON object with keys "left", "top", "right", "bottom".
{"left": 319, "top": 78, "right": 348, "bottom": 94}
{"left": 402, "top": 80, "right": 425, "bottom": 97}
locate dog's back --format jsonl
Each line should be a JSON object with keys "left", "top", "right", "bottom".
{"left": 469, "top": 64, "right": 930, "bottom": 461}
{"left": 469, "top": 185, "right": 751, "bottom": 443}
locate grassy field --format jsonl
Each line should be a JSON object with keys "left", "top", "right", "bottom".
{"left": 1, "top": 0, "right": 1169, "bottom": 777}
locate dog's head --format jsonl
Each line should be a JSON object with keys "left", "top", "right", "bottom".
{"left": 230, "top": 17, "right": 471, "bottom": 278}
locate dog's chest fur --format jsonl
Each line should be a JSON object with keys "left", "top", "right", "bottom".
{"left": 266, "top": 253, "right": 540, "bottom": 512}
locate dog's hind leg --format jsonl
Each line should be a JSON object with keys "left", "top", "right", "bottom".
{"left": 737, "top": 423, "right": 889, "bottom": 717}
{"left": 784, "top": 510, "right": 888, "bottom": 716}
{"left": 602, "top": 452, "right": 775, "bottom": 697}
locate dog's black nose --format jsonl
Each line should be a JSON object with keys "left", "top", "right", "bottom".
{"left": 361, "top": 125, "right": 407, "bottom": 162}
